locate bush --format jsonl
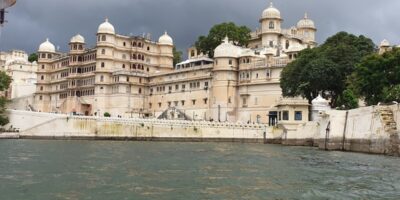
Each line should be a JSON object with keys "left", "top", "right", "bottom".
{"left": 336, "top": 89, "right": 358, "bottom": 110}
{"left": 104, "top": 112, "right": 111, "bottom": 117}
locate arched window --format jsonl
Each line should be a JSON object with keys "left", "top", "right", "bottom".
{"left": 122, "top": 64, "right": 125, "bottom": 69}
{"left": 285, "top": 40, "right": 290, "bottom": 49}
{"left": 269, "top": 21, "right": 274, "bottom": 29}
{"left": 101, "top": 62, "right": 105, "bottom": 68}
{"left": 122, "top": 54, "right": 126, "bottom": 60}
{"left": 40, "top": 86, "right": 43, "bottom": 91}
{"left": 101, "top": 35, "right": 106, "bottom": 41}
{"left": 101, "top": 49, "right": 105, "bottom": 55}
{"left": 100, "top": 75, "right": 104, "bottom": 82}
{"left": 41, "top": 75, "right": 44, "bottom": 80}
{"left": 132, "top": 42, "right": 137, "bottom": 47}
{"left": 138, "top": 88, "right": 142, "bottom": 94}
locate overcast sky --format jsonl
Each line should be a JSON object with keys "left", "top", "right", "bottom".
{"left": 0, "top": 0, "right": 399, "bottom": 56}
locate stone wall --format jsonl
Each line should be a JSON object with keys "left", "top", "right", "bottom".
{"left": 6, "top": 110, "right": 272, "bottom": 143}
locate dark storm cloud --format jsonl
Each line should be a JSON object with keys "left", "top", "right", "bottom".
{"left": 1, "top": 0, "right": 399, "bottom": 55}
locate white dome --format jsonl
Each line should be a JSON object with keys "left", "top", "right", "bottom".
{"left": 297, "top": 13, "right": 315, "bottom": 29}
{"left": 70, "top": 34, "right": 85, "bottom": 43}
{"left": 312, "top": 94, "right": 329, "bottom": 106}
{"left": 158, "top": 32, "right": 173, "bottom": 45}
{"left": 380, "top": 39, "right": 390, "bottom": 47}
{"left": 38, "top": 38, "right": 56, "bottom": 53}
{"left": 214, "top": 37, "right": 242, "bottom": 58}
{"left": 98, "top": 18, "right": 115, "bottom": 34}
{"left": 262, "top": 2, "right": 281, "bottom": 19}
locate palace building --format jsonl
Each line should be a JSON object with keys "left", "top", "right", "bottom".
{"left": 0, "top": 50, "right": 37, "bottom": 100}
{"left": 33, "top": 3, "right": 315, "bottom": 124}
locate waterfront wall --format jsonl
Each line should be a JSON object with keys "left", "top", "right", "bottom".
{"left": 4, "top": 106, "right": 399, "bottom": 156}
{"left": 5, "top": 110, "right": 274, "bottom": 143}
{"left": 283, "top": 105, "right": 400, "bottom": 156}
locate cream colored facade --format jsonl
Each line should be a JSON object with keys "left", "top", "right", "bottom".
{"left": 0, "top": 50, "right": 37, "bottom": 99}
{"left": 33, "top": 3, "right": 316, "bottom": 124}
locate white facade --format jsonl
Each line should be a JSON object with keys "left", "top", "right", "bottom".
{"left": 0, "top": 50, "right": 37, "bottom": 99}
{"left": 31, "top": 3, "right": 316, "bottom": 124}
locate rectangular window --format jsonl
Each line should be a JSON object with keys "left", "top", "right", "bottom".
{"left": 181, "top": 100, "right": 185, "bottom": 106}
{"left": 295, "top": 111, "right": 303, "bottom": 121}
{"left": 175, "top": 85, "right": 179, "bottom": 90}
{"left": 283, "top": 111, "right": 289, "bottom": 121}
{"left": 229, "top": 59, "right": 233, "bottom": 65}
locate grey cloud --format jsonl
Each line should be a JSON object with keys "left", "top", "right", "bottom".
{"left": 0, "top": 0, "right": 399, "bottom": 55}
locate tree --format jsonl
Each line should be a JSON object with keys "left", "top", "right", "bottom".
{"left": 104, "top": 112, "right": 111, "bottom": 117}
{"left": 280, "top": 32, "right": 375, "bottom": 107}
{"left": 173, "top": 47, "right": 182, "bottom": 67}
{"left": 0, "top": 71, "right": 12, "bottom": 126}
{"left": 352, "top": 48, "right": 400, "bottom": 105}
{"left": 336, "top": 89, "right": 359, "bottom": 110}
{"left": 195, "top": 22, "right": 251, "bottom": 58}
{"left": 28, "top": 53, "right": 38, "bottom": 63}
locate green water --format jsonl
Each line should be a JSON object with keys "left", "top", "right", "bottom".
{"left": 0, "top": 140, "right": 399, "bottom": 199}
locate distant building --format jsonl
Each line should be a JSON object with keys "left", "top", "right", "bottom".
{"left": 33, "top": 3, "right": 315, "bottom": 124}
{"left": 0, "top": 50, "right": 37, "bottom": 99}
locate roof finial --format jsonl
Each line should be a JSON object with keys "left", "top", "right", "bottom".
{"left": 105, "top": 17, "right": 109, "bottom": 22}
{"left": 304, "top": 12, "right": 308, "bottom": 19}
{"left": 270, "top": 2, "right": 274, "bottom": 7}
{"left": 223, "top": 36, "right": 229, "bottom": 43}
{"left": 164, "top": 31, "right": 168, "bottom": 35}
{"left": 46, "top": 38, "right": 49, "bottom": 42}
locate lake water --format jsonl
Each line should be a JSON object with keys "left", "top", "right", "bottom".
{"left": 0, "top": 140, "right": 399, "bottom": 199}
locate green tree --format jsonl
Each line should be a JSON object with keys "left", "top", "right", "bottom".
{"left": 103, "top": 112, "right": 111, "bottom": 117}
{"left": 195, "top": 22, "right": 251, "bottom": 58}
{"left": 336, "top": 89, "right": 359, "bottom": 110}
{"left": 352, "top": 48, "right": 400, "bottom": 105}
{"left": 173, "top": 47, "right": 182, "bottom": 67}
{"left": 28, "top": 53, "right": 38, "bottom": 63}
{"left": 0, "top": 71, "right": 12, "bottom": 126}
{"left": 280, "top": 32, "right": 375, "bottom": 107}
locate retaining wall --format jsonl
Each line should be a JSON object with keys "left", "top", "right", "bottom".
{"left": 5, "top": 110, "right": 274, "bottom": 143}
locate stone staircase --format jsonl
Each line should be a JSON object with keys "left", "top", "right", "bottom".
{"left": 379, "top": 108, "right": 397, "bottom": 132}
{"left": 378, "top": 108, "right": 399, "bottom": 156}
